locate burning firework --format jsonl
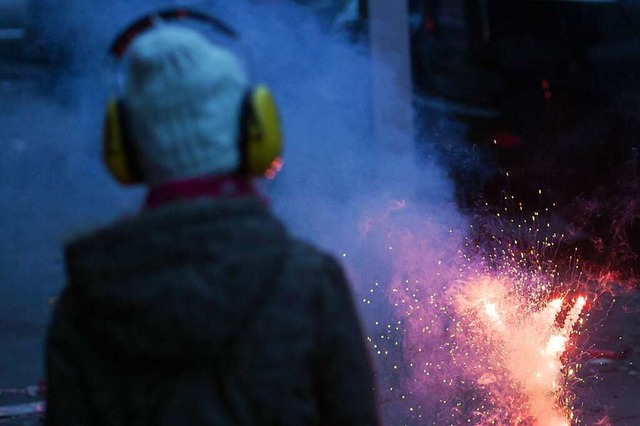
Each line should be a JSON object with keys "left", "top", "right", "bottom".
{"left": 451, "top": 277, "right": 586, "bottom": 425}
{"left": 357, "top": 198, "right": 591, "bottom": 425}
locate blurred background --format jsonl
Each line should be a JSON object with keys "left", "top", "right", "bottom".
{"left": 2, "top": 0, "right": 640, "bottom": 424}
{"left": 4, "top": 0, "right": 638, "bottom": 266}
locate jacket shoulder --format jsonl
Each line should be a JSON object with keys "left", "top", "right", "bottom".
{"left": 285, "top": 240, "right": 342, "bottom": 274}
{"left": 283, "top": 240, "right": 350, "bottom": 304}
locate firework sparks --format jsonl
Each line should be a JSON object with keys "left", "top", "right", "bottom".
{"left": 356, "top": 198, "right": 591, "bottom": 425}
{"left": 453, "top": 278, "right": 586, "bottom": 425}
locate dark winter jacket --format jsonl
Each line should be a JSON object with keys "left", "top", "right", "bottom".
{"left": 46, "top": 196, "right": 379, "bottom": 426}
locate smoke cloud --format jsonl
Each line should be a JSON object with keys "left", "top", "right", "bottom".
{"left": 0, "top": 1, "right": 500, "bottom": 423}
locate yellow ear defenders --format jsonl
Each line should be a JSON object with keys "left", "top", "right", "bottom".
{"left": 103, "top": 99, "right": 143, "bottom": 184}
{"left": 103, "top": 8, "right": 284, "bottom": 185}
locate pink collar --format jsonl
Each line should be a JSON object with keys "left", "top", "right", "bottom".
{"left": 144, "top": 174, "right": 265, "bottom": 210}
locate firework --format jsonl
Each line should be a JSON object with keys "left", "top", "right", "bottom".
{"left": 451, "top": 277, "right": 585, "bottom": 425}
{"left": 357, "top": 198, "right": 590, "bottom": 425}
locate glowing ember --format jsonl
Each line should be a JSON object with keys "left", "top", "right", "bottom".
{"left": 453, "top": 277, "right": 586, "bottom": 425}
{"left": 356, "top": 198, "right": 591, "bottom": 425}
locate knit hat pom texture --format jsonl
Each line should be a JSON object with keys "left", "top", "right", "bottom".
{"left": 123, "top": 25, "right": 248, "bottom": 186}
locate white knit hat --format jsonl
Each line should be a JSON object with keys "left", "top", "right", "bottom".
{"left": 122, "top": 25, "right": 249, "bottom": 186}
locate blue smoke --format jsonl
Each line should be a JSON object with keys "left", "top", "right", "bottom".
{"left": 0, "top": 3, "right": 466, "bottom": 422}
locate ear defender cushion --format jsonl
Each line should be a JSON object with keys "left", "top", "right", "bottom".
{"left": 241, "top": 85, "right": 283, "bottom": 177}
{"left": 103, "top": 99, "right": 143, "bottom": 185}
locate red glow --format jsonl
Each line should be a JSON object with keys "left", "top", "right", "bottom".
{"left": 586, "top": 348, "right": 627, "bottom": 360}
{"left": 494, "top": 130, "right": 521, "bottom": 148}
{"left": 541, "top": 79, "right": 550, "bottom": 90}
{"left": 544, "top": 91, "right": 552, "bottom": 100}
{"left": 263, "top": 157, "right": 283, "bottom": 180}
{"left": 423, "top": 16, "right": 436, "bottom": 34}
{"left": 271, "top": 157, "right": 284, "bottom": 172}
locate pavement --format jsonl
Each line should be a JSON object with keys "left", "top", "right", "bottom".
{"left": 574, "top": 288, "right": 640, "bottom": 425}
{"left": 2, "top": 288, "right": 640, "bottom": 426}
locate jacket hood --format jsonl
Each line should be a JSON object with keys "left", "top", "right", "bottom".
{"left": 64, "top": 197, "right": 290, "bottom": 363}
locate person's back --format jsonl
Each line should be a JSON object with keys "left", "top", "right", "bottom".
{"left": 45, "top": 13, "right": 379, "bottom": 426}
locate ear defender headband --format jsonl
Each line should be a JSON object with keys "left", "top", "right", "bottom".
{"left": 103, "top": 8, "right": 284, "bottom": 185}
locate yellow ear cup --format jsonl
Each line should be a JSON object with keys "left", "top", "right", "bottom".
{"left": 243, "top": 85, "right": 284, "bottom": 177}
{"left": 103, "top": 99, "right": 142, "bottom": 185}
